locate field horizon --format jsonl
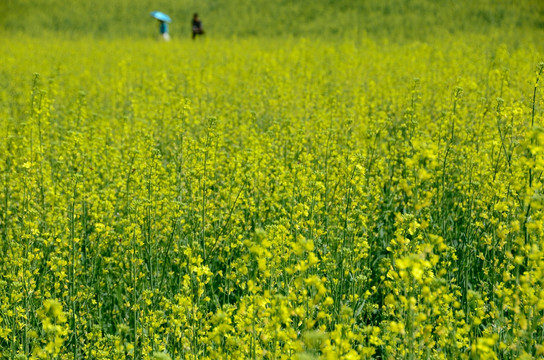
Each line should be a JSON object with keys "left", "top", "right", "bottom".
{"left": 2, "top": 0, "right": 544, "bottom": 43}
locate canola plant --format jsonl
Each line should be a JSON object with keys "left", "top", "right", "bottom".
{"left": 1, "top": 16, "right": 544, "bottom": 360}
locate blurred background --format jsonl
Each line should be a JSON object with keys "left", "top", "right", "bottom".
{"left": 1, "top": 0, "right": 543, "bottom": 43}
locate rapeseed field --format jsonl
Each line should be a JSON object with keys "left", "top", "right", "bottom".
{"left": 1, "top": 1, "right": 544, "bottom": 359}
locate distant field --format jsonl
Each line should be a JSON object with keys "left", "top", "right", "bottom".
{"left": 1, "top": 0, "right": 543, "bottom": 41}
{"left": 1, "top": 1, "right": 544, "bottom": 359}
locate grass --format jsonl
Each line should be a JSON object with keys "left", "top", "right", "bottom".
{"left": 1, "top": 0, "right": 543, "bottom": 42}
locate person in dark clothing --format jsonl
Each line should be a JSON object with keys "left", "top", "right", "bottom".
{"left": 192, "top": 13, "right": 204, "bottom": 39}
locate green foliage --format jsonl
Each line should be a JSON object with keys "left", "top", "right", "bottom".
{"left": 1, "top": 0, "right": 544, "bottom": 359}
{"left": 1, "top": 33, "right": 544, "bottom": 358}
{"left": 1, "top": 0, "right": 543, "bottom": 41}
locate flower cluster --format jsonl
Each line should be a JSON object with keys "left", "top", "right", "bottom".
{"left": 0, "top": 34, "right": 543, "bottom": 359}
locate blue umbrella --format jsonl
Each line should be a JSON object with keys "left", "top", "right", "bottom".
{"left": 150, "top": 11, "right": 171, "bottom": 23}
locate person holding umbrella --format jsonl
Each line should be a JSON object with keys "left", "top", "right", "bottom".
{"left": 150, "top": 11, "right": 171, "bottom": 41}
